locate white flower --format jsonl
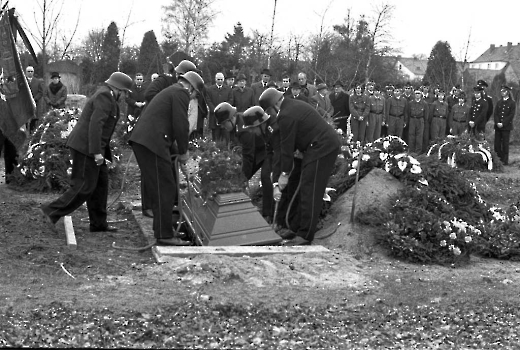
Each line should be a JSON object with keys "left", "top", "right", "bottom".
{"left": 397, "top": 160, "right": 407, "bottom": 172}
{"left": 418, "top": 178, "right": 428, "bottom": 186}
{"left": 465, "top": 236, "right": 472, "bottom": 243}
{"left": 380, "top": 153, "right": 388, "bottom": 161}
{"left": 348, "top": 169, "right": 356, "bottom": 176}
{"left": 351, "top": 160, "right": 358, "bottom": 169}
{"left": 453, "top": 247, "right": 461, "bottom": 256}
{"left": 383, "top": 141, "right": 390, "bottom": 149}
{"left": 336, "top": 128, "right": 344, "bottom": 135}
{"left": 362, "top": 154, "right": 370, "bottom": 161}
{"left": 449, "top": 232, "right": 457, "bottom": 239}
{"left": 384, "top": 162, "right": 391, "bottom": 172}
{"left": 395, "top": 153, "right": 406, "bottom": 159}
{"left": 440, "top": 240, "right": 447, "bottom": 247}
{"left": 410, "top": 165, "right": 422, "bottom": 174}
{"left": 408, "top": 156, "right": 420, "bottom": 165}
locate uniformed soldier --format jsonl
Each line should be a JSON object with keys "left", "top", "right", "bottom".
{"left": 384, "top": 84, "right": 408, "bottom": 138}
{"left": 259, "top": 88, "right": 340, "bottom": 246}
{"left": 403, "top": 82, "right": 414, "bottom": 101}
{"left": 493, "top": 85, "right": 516, "bottom": 165}
{"left": 406, "top": 87, "right": 428, "bottom": 154}
{"left": 349, "top": 83, "right": 370, "bottom": 143}
{"left": 448, "top": 92, "right": 470, "bottom": 136}
{"left": 468, "top": 86, "right": 489, "bottom": 138}
{"left": 429, "top": 90, "right": 449, "bottom": 141}
{"left": 366, "top": 84, "right": 385, "bottom": 143}
{"left": 421, "top": 83, "right": 436, "bottom": 152}
{"left": 476, "top": 79, "right": 494, "bottom": 134}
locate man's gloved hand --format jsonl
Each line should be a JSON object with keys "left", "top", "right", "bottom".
{"left": 273, "top": 185, "right": 282, "bottom": 202}
{"left": 278, "top": 173, "right": 289, "bottom": 190}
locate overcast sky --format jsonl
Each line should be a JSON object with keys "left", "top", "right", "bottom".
{"left": 9, "top": 0, "right": 519, "bottom": 62}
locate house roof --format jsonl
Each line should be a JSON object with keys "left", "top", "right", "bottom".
{"left": 398, "top": 57, "right": 428, "bottom": 76}
{"left": 472, "top": 43, "right": 520, "bottom": 63}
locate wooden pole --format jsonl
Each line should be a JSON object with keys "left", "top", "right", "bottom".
{"left": 350, "top": 147, "right": 363, "bottom": 223}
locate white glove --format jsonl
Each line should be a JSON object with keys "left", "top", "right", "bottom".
{"left": 273, "top": 185, "right": 282, "bottom": 202}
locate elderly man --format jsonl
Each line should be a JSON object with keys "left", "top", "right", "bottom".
{"left": 40, "top": 72, "right": 133, "bottom": 232}
{"left": 259, "top": 88, "right": 340, "bottom": 246}
{"left": 297, "top": 72, "right": 317, "bottom": 99}
{"left": 206, "top": 72, "right": 233, "bottom": 143}
{"left": 129, "top": 71, "right": 204, "bottom": 246}
{"left": 25, "top": 65, "right": 44, "bottom": 133}
{"left": 311, "top": 83, "right": 333, "bottom": 119}
{"left": 232, "top": 73, "right": 255, "bottom": 113}
{"left": 329, "top": 81, "right": 350, "bottom": 133}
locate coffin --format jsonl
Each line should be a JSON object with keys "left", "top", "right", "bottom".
{"left": 181, "top": 177, "right": 282, "bottom": 246}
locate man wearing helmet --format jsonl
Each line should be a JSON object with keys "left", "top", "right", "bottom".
{"left": 129, "top": 71, "right": 205, "bottom": 246}
{"left": 259, "top": 88, "right": 340, "bottom": 245}
{"left": 40, "top": 72, "right": 133, "bottom": 232}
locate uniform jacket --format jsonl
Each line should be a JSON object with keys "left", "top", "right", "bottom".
{"left": 494, "top": 97, "right": 516, "bottom": 131}
{"left": 483, "top": 93, "right": 493, "bottom": 122}
{"left": 448, "top": 103, "right": 470, "bottom": 126}
{"left": 251, "top": 81, "right": 270, "bottom": 104}
{"left": 44, "top": 82, "right": 67, "bottom": 109}
{"left": 27, "top": 77, "right": 44, "bottom": 118}
{"left": 349, "top": 94, "right": 369, "bottom": 120}
{"left": 144, "top": 74, "right": 177, "bottom": 103}
{"left": 206, "top": 84, "right": 233, "bottom": 129}
{"left": 311, "top": 92, "right": 334, "bottom": 118}
{"left": 385, "top": 96, "right": 408, "bottom": 123}
{"left": 368, "top": 95, "right": 386, "bottom": 116}
{"left": 329, "top": 91, "right": 350, "bottom": 117}
{"left": 430, "top": 101, "right": 449, "bottom": 119}
{"left": 274, "top": 98, "right": 340, "bottom": 178}
{"left": 232, "top": 86, "right": 255, "bottom": 112}
{"left": 469, "top": 97, "right": 488, "bottom": 126}
{"left": 66, "top": 85, "right": 119, "bottom": 161}
{"left": 406, "top": 99, "right": 428, "bottom": 124}
{"left": 125, "top": 83, "right": 147, "bottom": 117}
{"left": 129, "top": 84, "right": 190, "bottom": 161}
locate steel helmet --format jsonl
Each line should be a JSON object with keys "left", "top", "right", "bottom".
{"left": 214, "top": 102, "right": 237, "bottom": 125}
{"left": 105, "top": 72, "right": 133, "bottom": 92}
{"left": 175, "top": 60, "right": 197, "bottom": 74}
{"left": 259, "top": 87, "right": 283, "bottom": 110}
{"left": 242, "top": 106, "right": 270, "bottom": 128}
{"left": 179, "top": 71, "right": 204, "bottom": 92}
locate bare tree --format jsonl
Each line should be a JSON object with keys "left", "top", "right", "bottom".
{"left": 311, "top": 0, "right": 334, "bottom": 83}
{"left": 162, "top": 0, "right": 217, "bottom": 57}
{"left": 362, "top": 1, "right": 395, "bottom": 83}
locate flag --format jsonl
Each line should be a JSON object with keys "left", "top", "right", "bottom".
{"left": 0, "top": 8, "right": 35, "bottom": 149}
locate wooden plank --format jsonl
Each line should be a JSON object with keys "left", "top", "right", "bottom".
{"left": 153, "top": 245, "right": 329, "bottom": 261}
{"left": 63, "top": 216, "right": 77, "bottom": 249}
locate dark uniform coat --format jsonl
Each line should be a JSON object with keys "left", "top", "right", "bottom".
{"left": 144, "top": 75, "right": 177, "bottom": 103}
{"left": 330, "top": 91, "right": 350, "bottom": 133}
{"left": 469, "top": 97, "right": 488, "bottom": 136}
{"left": 493, "top": 97, "right": 516, "bottom": 165}
{"left": 125, "top": 83, "right": 147, "bottom": 118}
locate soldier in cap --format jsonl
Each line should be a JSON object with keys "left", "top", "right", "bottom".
{"left": 251, "top": 68, "right": 272, "bottom": 104}
{"left": 366, "top": 84, "right": 385, "bottom": 143}
{"left": 384, "top": 84, "right": 408, "bottom": 138}
{"left": 429, "top": 89, "right": 449, "bottom": 140}
{"left": 40, "top": 72, "right": 133, "bottom": 232}
{"left": 214, "top": 103, "right": 275, "bottom": 222}
{"left": 206, "top": 72, "right": 234, "bottom": 143}
{"left": 349, "top": 83, "right": 370, "bottom": 143}
{"left": 259, "top": 88, "right": 340, "bottom": 245}
{"left": 406, "top": 87, "right": 428, "bottom": 154}
{"left": 364, "top": 81, "right": 375, "bottom": 97}
{"left": 384, "top": 84, "right": 394, "bottom": 99}
{"left": 403, "top": 82, "right": 414, "bottom": 101}
{"left": 129, "top": 71, "right": 205, "bottom": 246}
{"left": 448, "top": 92, "right": 470, "bottom": 136}
{"left": 493, "top": 85, "right": 516, "bottom": 165}
{"left": 468, "top": 85, "right": 489, "bottom": 138}
{"left": 329, "top": 80, "right": 350, "bottom": 133}
{"left": 312, "top": 83, "right": 333, "bottom": 119}
{"left": 476, "top": 79, "right": 493, "bottom": 134}
{"left": 420, "top": 82, "right": 436, "bottom": 152}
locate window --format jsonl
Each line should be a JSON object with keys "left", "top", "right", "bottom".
{"left": 399, "top": 64, "right": 402, "bottom": 70}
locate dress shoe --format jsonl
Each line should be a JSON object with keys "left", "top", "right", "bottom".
{"left": 157, "top": 237, "right": 192, "bottom": 246}
{"left": 90, "top": 225, "right": 118, "bottom": 232}
{"left": 142, "top": 209, "right": 154, "bottom": 218}
{"left": 281, "top": 236, "right": 311, "bottom": 246}
{"left": 278, "top": 228, "right": 296, "bottom": 240}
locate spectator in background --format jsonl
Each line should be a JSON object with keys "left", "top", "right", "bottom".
{"left": 232, "top": 74, "right": 255, "bottom": 113}
{"left": 493, "top": 85, "right": 516, "bottom": 165}
{"left": 448, "top": 92, "right": 470, "bottom": 136}
{"left": 43, "top": 72, "right": 67, "bottom": 111}
{"left": 349, "top": 83, "right": 369, "bottom": 144}
{"left": 251, "top": 68, "right": 272, "bottom": 104}
{"left": 429, "top": 90, "right": 449, "bottom": 141}
{"left": 477, "top": 79, "right": 493, "bottom": 135}
{"left": 297, "top": 72, "right": 317, "bottom": 99}
{"left": 468, "top": 85, "right": 488, "bottom": 138}
{"left": 25, "top": 65, "right": 44, "bottom": 133}
{"left": 288, "top": 81, "right": 309, "bottom": 103}
{"left": 206, "top": 72, "right": 233, "bottom": 143}
{"left": 329, "top": 80, "right": 350, "bottom": 134}
{"left": 366, "top": 84, "right": 385, "bottom": 143}
{"left": 125, "top": 73, "right": 147, "bottom": 120}
{"left": 312, "top": 83, "right": 333, "bottom": 119}
{"left": 225, "top": 71, "right": 235, "bottom": 88}
{"left": 385, "top": 84, "right": 408, "bottom": 139}
{"left": 279, "top": 74, "right": 291, "bottom": 95}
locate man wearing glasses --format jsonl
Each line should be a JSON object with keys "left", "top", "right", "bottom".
{"left": 25, "top": 66, "right": 44, "bottom": 134}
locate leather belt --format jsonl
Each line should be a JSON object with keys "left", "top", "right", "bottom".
{"left": 389, "top": 114, "right": 404, "bottom": 118}
{"left": 434, "top": 116, "right": 447, "bottom": 119}
{"left": 409, "top": 115, "right": 423, "bottom": 119}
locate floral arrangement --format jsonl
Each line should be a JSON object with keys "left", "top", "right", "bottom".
{"left": 187, "top": 138, "right": 245, "bottom": 201}
{"left": 10, "top": 108, "right": 124, "bottom": 192}
{"left": 476, "top": 204, "right": 520, "bottom": 259}
{"left": 426, "top": 133, "right": 503, "bottom": 171}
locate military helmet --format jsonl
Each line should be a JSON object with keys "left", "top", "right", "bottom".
{"left": 175, "top": 60, "right": 197, "bottom": 74}
{"left": 105, "top": 72, "right": 133, "bottom": 92}
{"left": 179, "top": 71, "right": 204, "bottom": 92}
{"left": 242, "top": 106, "right": 270, "bottom": 128}
{"left": 214, "top": 102, "right": 237, "bottom": 125}
{"left": 259, "top": 87, "right": 283, "bottom": 110}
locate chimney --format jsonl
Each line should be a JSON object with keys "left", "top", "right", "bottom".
{"left": 507, "top": 42, "right": 512, "bottom": 49}
{"left": 490, "top": 44, "right": 495, "bottom": 53}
